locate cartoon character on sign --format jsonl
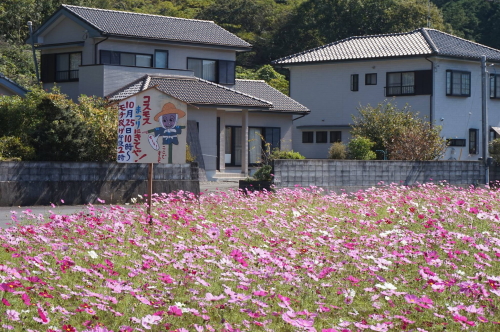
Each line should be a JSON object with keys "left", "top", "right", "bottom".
{"left": 147, "top": 102, "right": 186, "bottom": 163}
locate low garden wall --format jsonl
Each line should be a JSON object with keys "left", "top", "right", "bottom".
{"left": 0, "top": 162, "right": 199, "bottom": 206}
{"left": 273, "top": 160, "right": 485, "bottom": 193}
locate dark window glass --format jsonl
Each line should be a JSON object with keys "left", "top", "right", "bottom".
{"left": 264, "top": 127, "right": 281, "bottom": 150}
{"left": 447, "top": 139, "right": 466, "bottom": 147}
{"left": 446, "top": 70, "right": 471, "bottom": 96}
{"left": 386, "top": 72, "right": 415, "bottom": 96}
{"left": 491, "top": 74, "right": 500, "bottom": 99}
{"left": 188, "top": 58, "right": 228, "bottom": 83}
{"left": 55, "top": 52, "right": 81, "bottom": 82}
{"left": 154, "top": 50, "right": 168, "bottom": 69}
{"left": 365, "top": 73, "right": 377, "bottom": 85}
{"left": 302, "top": 131, "right": 314, "bottom": 143}
{"left": 469, "top": 129, "right": 478, "bottom": 154}
{"left": 351, "top": 74, "right": 359, "bottom": 91}
{"left": 316, "top": 131, "right": 327, "bottom": 143}
{"left": 100, "top": 51, "right": 151, "bottom": 68}
{"left": 330, "top": 131, "right": 342, "bottom": 143}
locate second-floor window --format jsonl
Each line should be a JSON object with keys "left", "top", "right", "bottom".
{"left": 100, "top": 50, "right": 152, "bottom": 67}
{"left": 387, "top": 72, "right": 415, "bottom": 95}
{"left": 56, "top": 52, "right": 81, "bottom": 82}
{"left": 187, "top": 58, "right": 235, "bottom": 84}
{"left": 386, "top": 70, "right": 432, "bottom": 96}
{"left": 41, "top": 52, "right": 82, "bottom": 83}
{"left": 446, "top": 70, "right": 471, "bottom": 97}
{"left": 365, "top": 73, "right": 377, "bottom": 85}
{"left": 491, "top": 74, "right": 500, "bottom": 99}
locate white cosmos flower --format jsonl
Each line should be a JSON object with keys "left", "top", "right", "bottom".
{"left": 375, "top": 282, "right": 397, "bottom": 290}
{"left": 88, "top": 250, "right": 98, "bottom": 259}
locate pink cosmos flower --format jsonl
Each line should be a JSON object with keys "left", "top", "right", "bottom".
{"left": 141, "top": 314, "right": 161, "bottom": 329}
{"left": 6, "top": 310, "right": 20, "bottom": 321}
{"left": 205, "top": 293, "right": 225, "bottom": 301}
{"left": 167, "top": 305, "right": 182, "bottom": 316}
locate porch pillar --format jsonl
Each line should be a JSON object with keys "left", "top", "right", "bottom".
{"left": 241, "top": 110, "right": 249, "bottom": 177}
{"left": 218, "top": 111, "right": 226, "bottom": 173}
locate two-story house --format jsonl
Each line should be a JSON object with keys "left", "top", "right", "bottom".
{"left": 272, "top": 28, "right": 500, "bottom": 161}
{"left": 28, "top": 5, "right": 308, "bottom": 179}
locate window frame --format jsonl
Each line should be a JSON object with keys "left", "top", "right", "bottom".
{"left": 386, "top": 71, "right": 415, "bottom": 96}
{"left": 469, "top": 128, "right": 478, "bottom": 154}
{"left": 302, "top": 131, "right": 314, "bottom": 143}
{"left": 100, "top": 50, "right": 153, "bottom": 68}
{"left": 491, "top": 74, "right": 500, "bottom": 99}
{"left": 446, "top": 70, "right": 471, "bottom": 97}
{"left": 55, "top": 52, "right": 81, "bottom": 82}
{"left": 154, "top": 50, "right": 168, "bottom": 69}
{"left": 316, "top": 131, "right": 328, "bottom": 143}
{"left": 330, "top": 131, "right": 342, "bottom": 143}
{"left": 187, "top": 57, "right": 236, "bottom": 84}
{"left": 447, "top": 139, "right": 466, "bottom": 147}
{"left": 351, "top": 74, "right": 359, "bottom": 91}
{"left": 365, "top": 73, "right": 377, "bottom": 85}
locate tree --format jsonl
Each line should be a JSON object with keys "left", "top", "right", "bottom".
{"left": 347, "top": 136, "right": 376, "bottom": 160}
{"left": 236, "top": 64, "right": 289, "bottom": 95}
{"left": 0, "top": 87, "right": 117, "bottom": 161}
{"left": 351, "top": 101, "right": 446, "bottom": 160}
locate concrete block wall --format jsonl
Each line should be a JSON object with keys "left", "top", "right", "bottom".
{"left": 274, "top": 160, "right": 484, "bottom": 193}
{"left": 0, "top": 162, "right": 199, "bottom": 206}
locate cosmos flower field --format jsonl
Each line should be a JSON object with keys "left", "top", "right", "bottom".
{"left": 1, "top": 184, "right": 500, "bottom": 332}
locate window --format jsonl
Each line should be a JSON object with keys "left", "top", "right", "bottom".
{"left": 187, "top": 58, "right": 235, "bottom": 84}
{"left": 351, "top": 74, "right": 359, "bottom": 91}
{"left": 302, "top": 131, "right": 314, "bottom": 143}
{"left": 54, "top": 52, "right": 81, "bottom": 82}
{"left": 154, "top": 50, "right": 168, "bottom": 69}
{"left": 225, "top": 126, "right": 280, "bottom": 166}
{"left": 446, "top": 70, "right": 471, "bottom": 96}
{"left": 491, "top": 74, "right": 500, "bottom": 99}
{"left": 316, "top": 131, "right": 327, "bottom": 143}
{"left": 447, "top": 139, "right": 466, "bottom": 147}
{"left": 365, "top": 73, "right": 377, "bottom": 85}
{"left": 386, "top": 70, "right": 432, "bottom": 96}
{"left": 100, "top": 50, "right": 152, "bottom": 68}
{"left": 330, "top": 131, "right": 342, "bottom": 143}
{"left": 469, "top": 129, "right": 478, "bottom": 154}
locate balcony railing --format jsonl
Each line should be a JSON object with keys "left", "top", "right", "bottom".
{"left": 56, "top": 70, "right": 79, "bottom": 82}
{"left": 385, "top": 85, "right": 415, "bottom": 96}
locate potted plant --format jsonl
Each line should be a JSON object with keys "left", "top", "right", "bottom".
{"left": 239, "top": 164, "right": 273, "bottom": 192}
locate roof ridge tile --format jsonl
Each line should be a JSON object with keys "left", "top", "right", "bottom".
{"left": 62, "top": 4, "right": 215, "bottom": 24}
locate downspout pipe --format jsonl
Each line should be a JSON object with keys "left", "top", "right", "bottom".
{"left": 94, "top": 36, "right": 108, "bottom": 65}
{"left": 424, "top": 56, "right": 434, "bottom": 126}
{"left": 27, "top": 21, "right": 40, "bottom": 83}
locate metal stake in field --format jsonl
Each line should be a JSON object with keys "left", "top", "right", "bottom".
{"left": 147, "top": 163, "right": 153, "bottom": 224}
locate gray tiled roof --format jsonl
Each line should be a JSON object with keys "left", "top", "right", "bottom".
{"left": 0, "top": 73, "right": 28, "bottom": 95}
{"left": 234, "top": 79, "right": 309, "bottom": 113}
{"left": 107, "top": 75, "right": 272, "bottom": 108}
{"left": 273, "top": 28, "right": 500, "bottom": 65}
{"left": 62, "top": 5, "right": 251, "bottom": 49}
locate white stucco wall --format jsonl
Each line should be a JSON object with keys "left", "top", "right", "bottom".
{"left": 432, "top": 58, "right": 500, "bottom": 161}
{"left": 188, "top": 107, "right": 218, "bottom": 173}
{"left": 288, "top": 58, "right": 433, "bottom": 158}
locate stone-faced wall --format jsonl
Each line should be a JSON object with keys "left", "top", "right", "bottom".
{"left": 273, "top": 160, "right": 485, "bottom": 193}
{"left": 0, "top": 162, "right": 199, "bottom": 206}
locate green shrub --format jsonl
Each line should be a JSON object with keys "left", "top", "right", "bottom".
{"left": 348, "top": 136, "right": 376, "bottom": 160}
{"left": 328, "top": 142, "right": 347, "bottom": 159}
{"left": 489, "top": 138, "right": 500, "bottom": 164}
{"left": 0, "top": 136, "right": 35, "bottom": 161}
{"left": 253, "top": 164, "right": 273, "bottom": 181}
{"left": 270, "top": 148, "right": 305, "bottom": 160}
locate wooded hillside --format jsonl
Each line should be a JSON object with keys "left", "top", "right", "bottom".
{"left": 1, "top": 0, "right": 499, "bottom": 88}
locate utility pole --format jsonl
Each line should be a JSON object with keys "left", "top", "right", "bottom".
{"left": 27, "top": 21, "right": 40, "bottom": 83}
{"left": 481, "top": 55, "right": 490, "bottom": 185}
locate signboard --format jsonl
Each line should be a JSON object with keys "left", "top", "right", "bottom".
{"left": 117, "top": 88, "right": 187, "bottom": 164}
